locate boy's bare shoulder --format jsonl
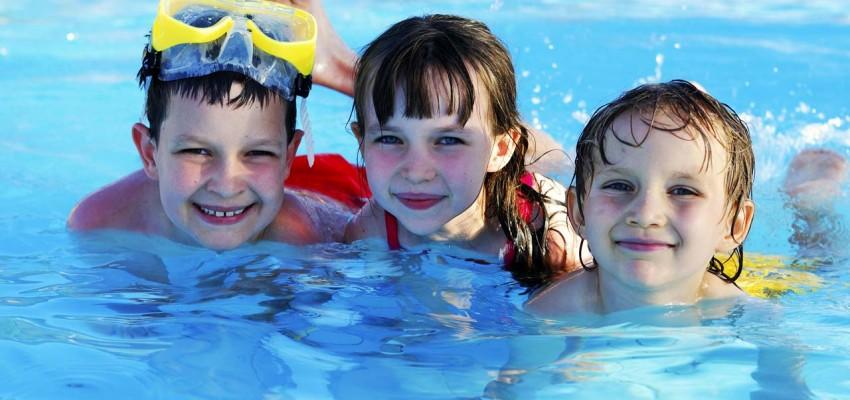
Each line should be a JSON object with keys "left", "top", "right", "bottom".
{"left": 67, "top": 170, "right": 164, "bottom": 232}
{"left": 265, "top": 188, "right": 356, "bottom": 244}
{"left": 524, "top": 269, "right": 599, "bottom": 317}
{"left": 343, "top": 199, "right": 386, "bottom": 243}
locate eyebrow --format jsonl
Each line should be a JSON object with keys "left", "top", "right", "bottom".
{"left": 244, "top": 137, "right": 284, "bottom": 147}
{"left": 596, "top": 166, "right": 633, "bottom": 177}
{"left": 597, "top": 166, "right": 703, "bottom": 180}
{"left": 171, "top": 134, "right": 283, "bottom": 147}
{"left": 172, "top": 133, "right": 206, "bottom": 144}
{"left": 669, "top": 171, "right": 703, "bottom": 180}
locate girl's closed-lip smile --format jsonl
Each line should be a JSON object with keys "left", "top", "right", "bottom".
{"left": 394, "top": 192, "right": 446, "bottom": 210}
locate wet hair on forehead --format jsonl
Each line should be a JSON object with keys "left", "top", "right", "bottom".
{"left": 574, "top": 79, "right": 754, "bottom": 220}
{"left": 354, "top": 14, "right": 518, "bottom": 135}
{"left": 139, "top": 66, "right": 296, "bottom": 144}
{"left": 366, "top": 66, "right": 493, "bottom": 130}
{"left": 601, "top": 104, "right": 725, "bottom": 176}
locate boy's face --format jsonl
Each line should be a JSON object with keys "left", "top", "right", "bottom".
{"left": 140, "top": 83, "right": 299, "bottom": 250}
{"left": 573, "top": 111, "right": 747, "bottom": 296}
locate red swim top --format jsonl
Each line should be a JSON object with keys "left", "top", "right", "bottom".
{"left": 384, "top": 172, "right": 537, "bottom": 266}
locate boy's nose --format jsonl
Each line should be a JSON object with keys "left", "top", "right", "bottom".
{"left": 625, "top": 190, "right": 666, "bottom": 228}
{"left": 400, "top": 147, "right": 437, "bottom": 183}
{"left": 206, "top": 157, "right": 248, "bottom": 198}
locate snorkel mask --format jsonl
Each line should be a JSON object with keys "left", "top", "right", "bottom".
{"left": 145, "top": 0, "right": 319, "bottom": 163}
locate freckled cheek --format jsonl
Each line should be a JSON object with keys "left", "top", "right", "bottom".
{"left": 164, "top": 162, "right": 204, "bottom": 195}
{"left": 245, "top": 164, "right": 288, "bottom": 208}
{"left": 245, "top": 162, "right": 287, "bottom": 185}
{"left": 363, "top": 147, "right": 404, "bottom": 176}
{"left": 673, "top": 203, "right": 725, "bottom": 238}
{"left": 584, "top": 194, "right": 628, "bottom": 221}
{"left": 440, "top": 153, "right": 485, "bottom": 184}
{"left": 671, "top": 202, "right": 716, "bottom": 228}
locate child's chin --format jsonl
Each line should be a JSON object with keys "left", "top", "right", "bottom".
{"left": 194, "top": 232, "right": 253, "bottom": 251}
{"left": 400, "top": 220, "right": 442, "bottom": 237}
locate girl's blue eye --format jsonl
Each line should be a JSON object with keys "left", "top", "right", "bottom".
{"left": 436, "top": 136, "right": 464, "bottom": 145}
{"left": 375, "top": 135, "right": 402, "bottom": 145}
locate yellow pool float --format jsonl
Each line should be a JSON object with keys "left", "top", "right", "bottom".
{"left": 723, "top": 253, "right": 823, "bottom": 298}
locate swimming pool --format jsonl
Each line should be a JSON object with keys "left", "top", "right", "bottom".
{"left": 1, "top": 0, "right": 849, "bottom": 398}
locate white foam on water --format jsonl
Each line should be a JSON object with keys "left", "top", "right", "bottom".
{"left": 744, "top": 110, "right": 850, "bottom": 183}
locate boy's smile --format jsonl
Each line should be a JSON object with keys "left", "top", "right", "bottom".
{"left": 195, "top": 203, "right": 252, "bottom": 224}
{"left": 140, "top": 83, "right": 297, "bottom": 250}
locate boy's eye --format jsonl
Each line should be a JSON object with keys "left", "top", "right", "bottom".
{"left": 436, "top": 136, "right": 465, "bottom": 145}
{"left": 670, "top": 186, "right": 699, "bottom": 196}
{"left": 178, "top": 148, "right": 211, "bottom": 156}
{"left": 246, "top": 150, "right": 278, "bottom": 158}
{"left": 374, "top": 135, "right": 402, "bottom": 145}
{"left": 601, "top": 181, "right": 633, "bottom": 192}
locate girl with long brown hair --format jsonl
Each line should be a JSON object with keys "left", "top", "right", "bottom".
{"left": 344, "top": 14, "right": 584, "bottom": 286}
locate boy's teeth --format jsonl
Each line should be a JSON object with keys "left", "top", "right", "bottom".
{"left": 200, "top": 206, "right": 246, "bottom": 217}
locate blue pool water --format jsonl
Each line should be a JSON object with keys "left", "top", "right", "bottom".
{"left": 1, "top": 0, "right": 849, "bottom": 398}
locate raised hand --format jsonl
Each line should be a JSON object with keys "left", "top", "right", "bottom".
{"left": 271, "top": 0, "right": 357, "bottom": 96}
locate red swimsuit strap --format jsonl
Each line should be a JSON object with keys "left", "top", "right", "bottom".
{"left": 516, "top": 172, "right": 536, "bottom": 222}
{"left": 503, "top": 172, "right": 538, "bottom": 266}
{"left": 384, "top": 211, "right": 402, "bottom": 250}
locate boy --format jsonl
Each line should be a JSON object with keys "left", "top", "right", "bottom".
{"left": 67, "top": 0, "right": 364, "bottom": 250}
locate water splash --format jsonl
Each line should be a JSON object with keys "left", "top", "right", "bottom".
{"left": 636, "top": 53, "right": 665, "bottom": 85}
{"left": 744, "top": 109, "right": 850, "bottom": 183}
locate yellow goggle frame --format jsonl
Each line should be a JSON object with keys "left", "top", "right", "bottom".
{"left": 151, "top": 0, "right": 316, "bottom": 76}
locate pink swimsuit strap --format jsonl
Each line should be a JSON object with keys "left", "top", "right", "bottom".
{"left": 384, "top": 171, "right": 537, "bottom": 264}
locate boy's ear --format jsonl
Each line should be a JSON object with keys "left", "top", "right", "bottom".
{"left": 487, "top": 128, "right": 520, "bottom": 173}
{"left": 283, "top": 129, "right": 304, "bottom": 177}
{"left": 566, "top": 186, "right": 586, "bottom": 238}
{"left": 132, "top": 123, "right": 158, "bottom": 180}
{"left": 717, "top": 199, "right": 755, "bottom": 252}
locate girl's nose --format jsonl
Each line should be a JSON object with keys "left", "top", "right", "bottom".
{"left": 625, "top": 189, "right": 666, "bottom": 228}
{"left": 206, "top": 157, "right": 248, "bottom": 198}
{"left": 400, "top": 146, "right": 437, "bottom": 184}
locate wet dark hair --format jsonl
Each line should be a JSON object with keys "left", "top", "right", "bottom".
{"left": 137, "top": 42, "right": 296, "bottom": 144}
{"left": 353, "top": 14, "right": 553, "bottom": 287}
{"left": 574, "top": 79, "right": 754, "bottom": 282}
